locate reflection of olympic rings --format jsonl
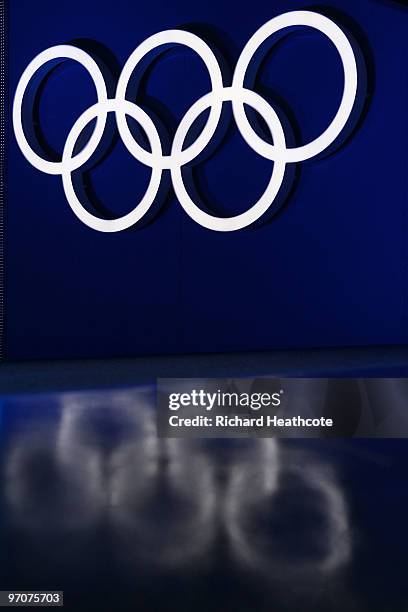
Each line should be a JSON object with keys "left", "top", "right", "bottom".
{"left": 13, "top": 11, "right": 360, "bottom": 231}
{"left": 4, "top": 390, "right": 352, "bottom": 578}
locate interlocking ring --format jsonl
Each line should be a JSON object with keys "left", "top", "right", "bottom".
{"left": 13, "top": 10, "right": 360, "bottom": 232}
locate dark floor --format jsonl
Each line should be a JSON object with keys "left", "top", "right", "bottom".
{"left": 0, "top": 379, "right": 408, "bottom": 611}
{"left": 2, "top": 345, "right": 408, "bottom": 394}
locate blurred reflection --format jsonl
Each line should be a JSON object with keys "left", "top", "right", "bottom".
{"left": 1, "top": 384, "right": 408, "bottom": 611}
{"left": 2, "top": 388, "right": 350, "bottom": 572}
{"left": 225, "top": 439, "right": 350, "bottom": 576}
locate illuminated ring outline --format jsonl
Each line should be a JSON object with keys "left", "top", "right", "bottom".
{"left": 62, "top": 99, "right": 162, "bottom": 232}
{"left": 116, "top": 29, "right": 224, "bottom": 169}
{"left": 171, "top": 86, "right": 286, "bottom": 231}
{"left": 233, "top": 10, "right": 358, "bottom": 163}
{"left": 12, "top": 45, "right": 108, "bottom": 175}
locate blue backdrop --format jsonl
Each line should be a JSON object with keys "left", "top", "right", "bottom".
{"left": 5, "top": 0, "right": 408, "bottom": 359}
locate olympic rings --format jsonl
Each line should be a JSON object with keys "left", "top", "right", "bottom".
{"left": 13, "top": 10, "right": 360, "bottom": 232}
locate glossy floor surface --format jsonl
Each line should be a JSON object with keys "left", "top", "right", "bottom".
{"left": 0, "top": 385, "right": 407, "bottom": 611}
{"left": 2, "top": 346, "right": 408, "bottom": 394}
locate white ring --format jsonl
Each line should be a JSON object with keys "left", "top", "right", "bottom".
{"left": 233, "top": 10, "right": 358, "bottom": 162}
{"left": 13, "top": 45, "right": 108, "bottom": 175}
{"left": 61, "top": 99, "right": 162, "bottom": 232}
{"left": 116, "top": 29, "right": 224, "bottom": 170}
{"left": 171, "top": 87, "right": 286, "bottom": 231}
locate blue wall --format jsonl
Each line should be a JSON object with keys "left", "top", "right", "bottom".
{"left": 5, "top": 0, "right": 408, "bottom": 359}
